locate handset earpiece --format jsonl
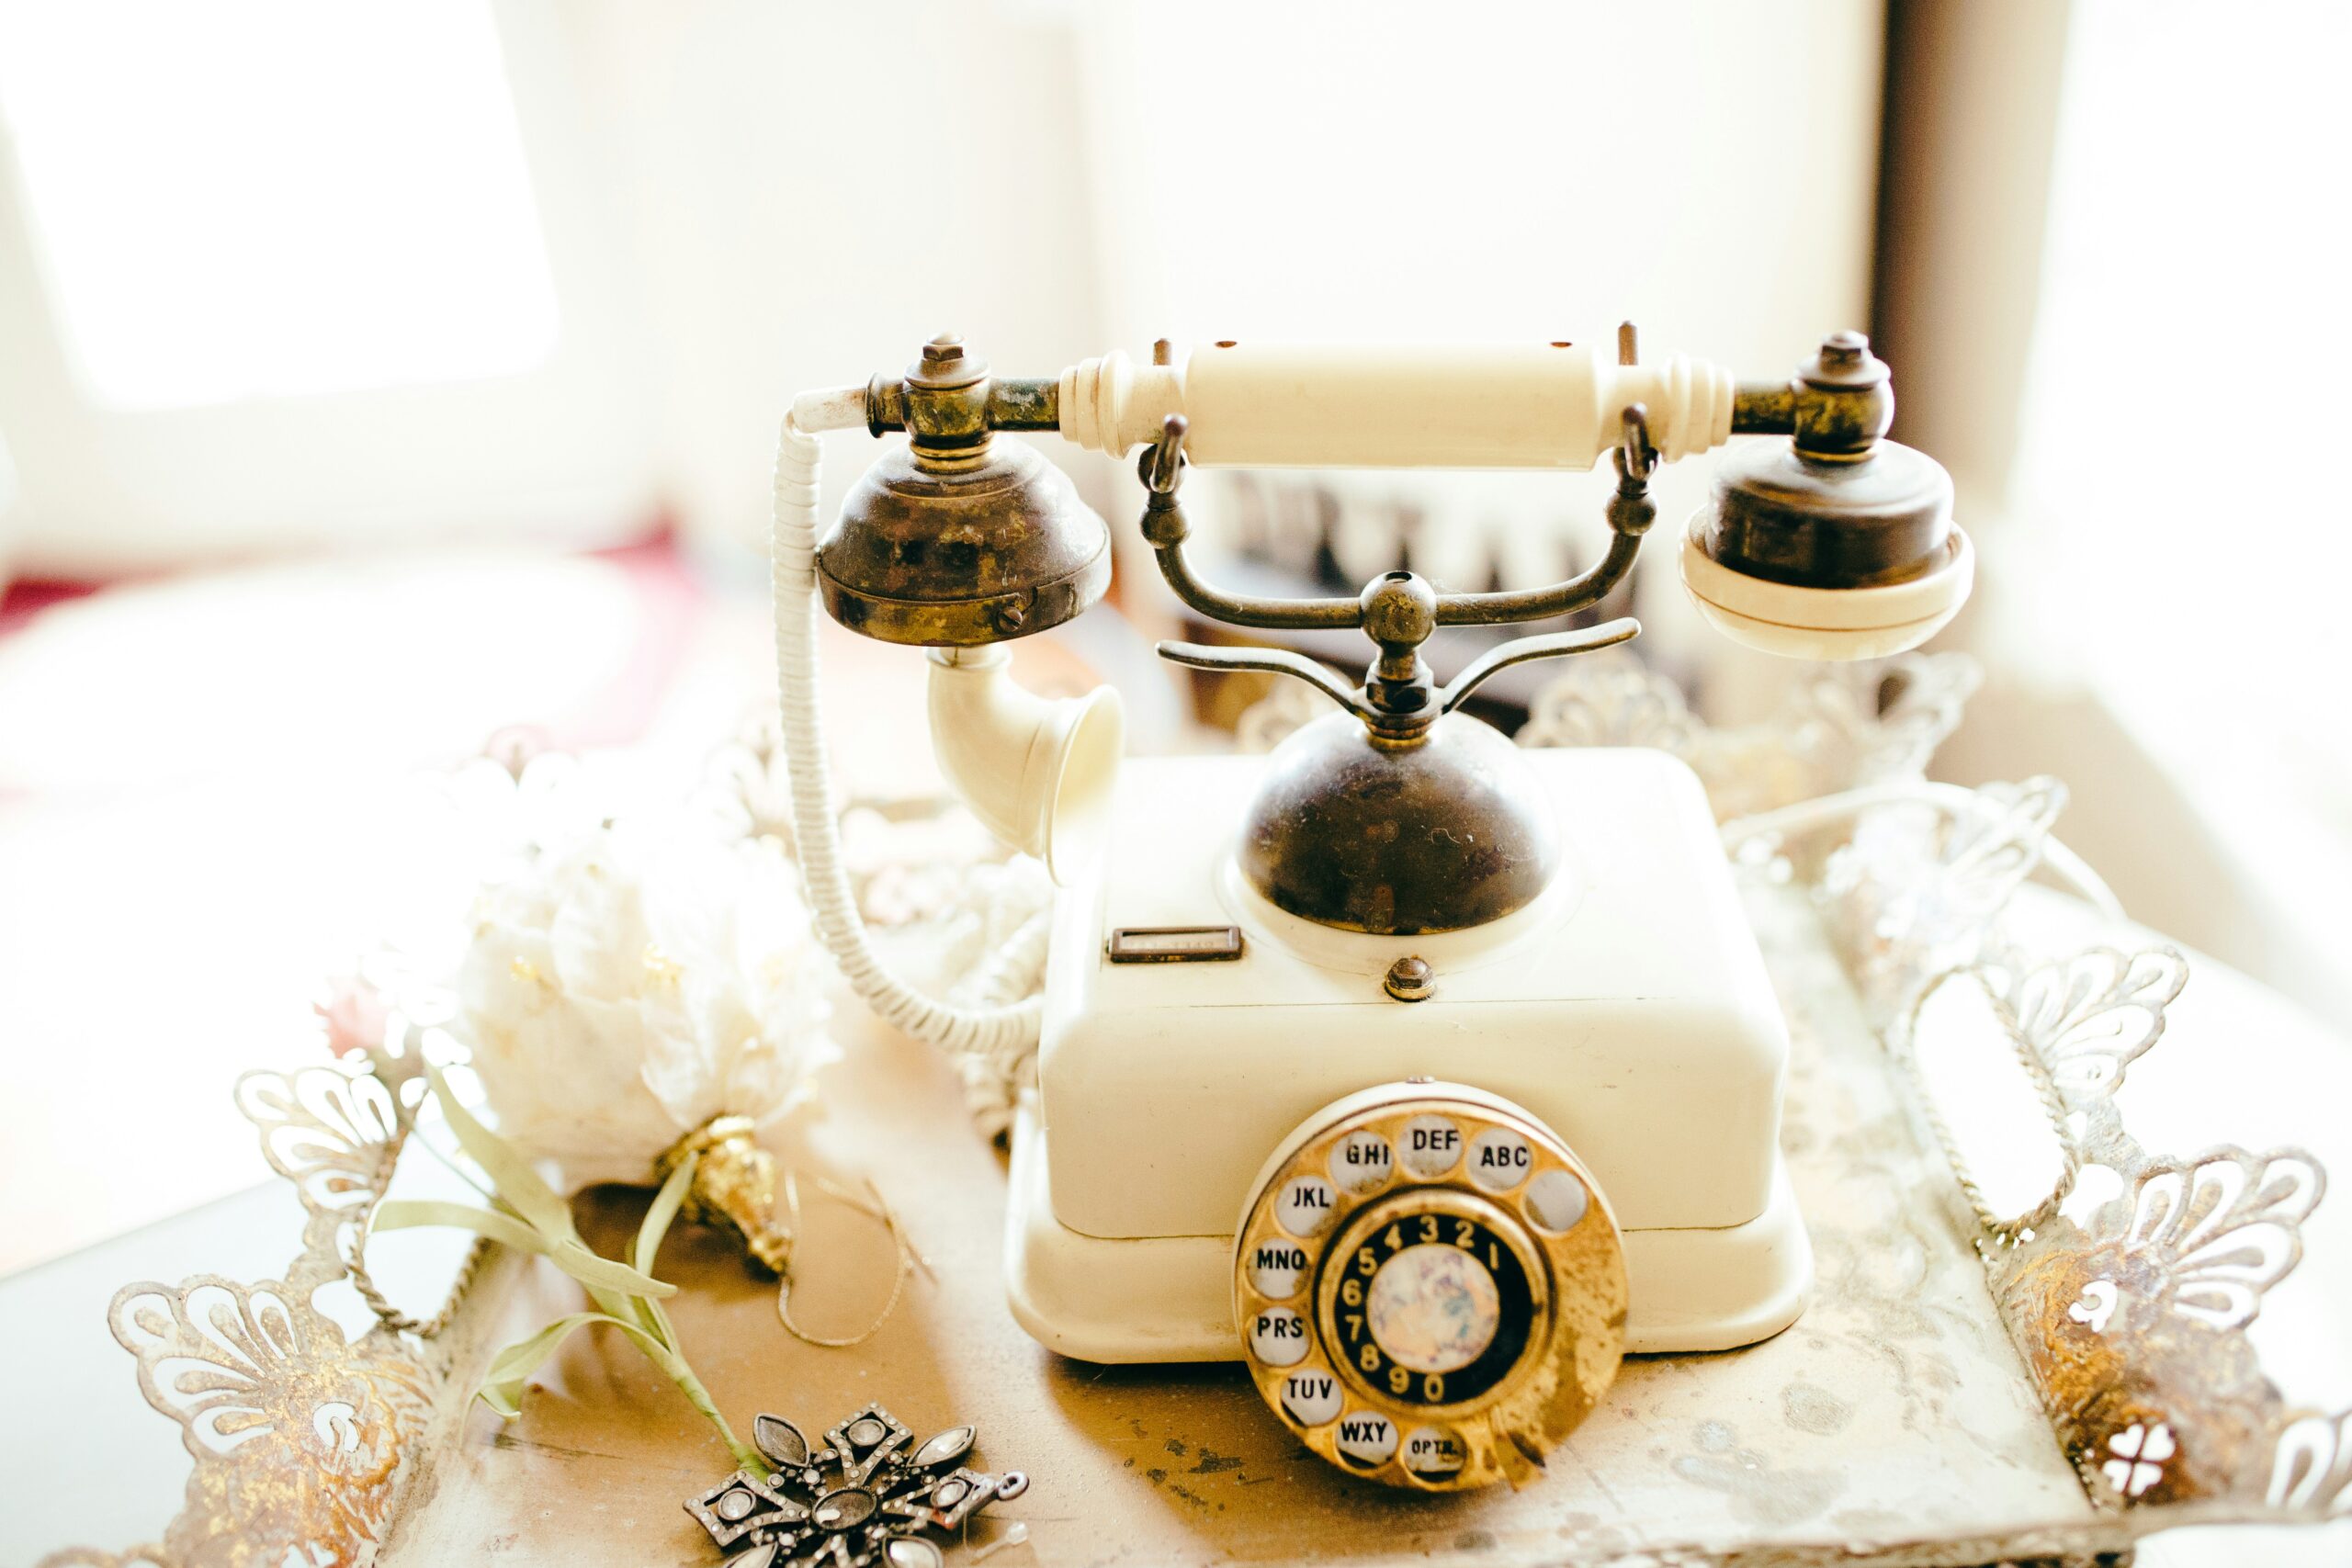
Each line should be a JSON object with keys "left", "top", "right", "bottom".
{"left": 1680, "top": 333, "right": 1973, "bottom": 660}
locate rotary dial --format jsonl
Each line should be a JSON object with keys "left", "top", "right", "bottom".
{"left": 1233, "top": 1083, "right": 1627, "bottom": 1489}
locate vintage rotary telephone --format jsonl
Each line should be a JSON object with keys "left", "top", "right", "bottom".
{"left": 771, "top": 328, "right": 1970, "bottom": 1490}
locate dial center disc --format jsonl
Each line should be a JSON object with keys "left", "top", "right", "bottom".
{"left": 1365, "top": 1242, "right": 1502, "bottom": 1374}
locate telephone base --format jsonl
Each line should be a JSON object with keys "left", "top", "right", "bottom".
{"left": 1001, "top": 1097, "right": 1810, "bottom": 1365}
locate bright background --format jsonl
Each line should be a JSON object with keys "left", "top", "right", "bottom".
{"left": 1, "top": 0, "right": 2346, "bottom": 1284}
{"left": 0, "top": 0, "right": 1885, "bottom": 1270}
{"left": 0, "top": 6, "right": 2346, "bottom": 1562}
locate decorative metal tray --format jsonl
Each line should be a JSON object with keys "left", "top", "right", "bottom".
{"left": 40, "top": 656, "right": 2352, "bottom": 1568}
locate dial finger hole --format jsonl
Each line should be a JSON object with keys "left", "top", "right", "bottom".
{"left": 1523, "top": 1168, "right": 1590, "bottom": 1234}
{"left": 1333, "top": 1410, "right": 1399, "bottom": 1468}
{"left": 1279, "top": 1368, "right": 1344, "bottom": 1427}
{"left": 1248, "top": 1306, "right": 1311, "bottom": 1367}
{"left": 1247, "top": 1235, "right": 1309, "bottom": 1299}
{"left": 1275, "top": 1175, "right": 1338, "bottom": 1236}
{"left": 1466, "top": 1126, "right": 1533, "bottom": 1192}
{"left": 1398, "top": 1115, "right": 1463, "bottom": 1179}
{"left": 1329, "top": 1130, "right": 1396, "bottom": 1194}
{"left": 1402, "top": 1425, "right": 1469, "bottom": 1481}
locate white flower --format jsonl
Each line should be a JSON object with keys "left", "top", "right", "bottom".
{"left": 453, "top": 817, "right": 833, "bottom": 1188}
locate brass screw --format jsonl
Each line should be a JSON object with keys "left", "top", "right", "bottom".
{"left": 1819, "top": 330, "right": 1868, "bottom": 366}
{"left": 1151, "top": 337, "right": 1172, "bottom": 367}
{"left": 1384, "top": 956, "right": 1435, "bottom": 1003}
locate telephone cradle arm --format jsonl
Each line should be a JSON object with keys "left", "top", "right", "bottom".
{"left": 1432, "top": 618, "right": 1641, "bottom": 711}
{"left": 1159, "top": 617, "right": 1640, "bottom": 728}
{"left": 1141, "top": 409, "right": 1658, "bottom": 738}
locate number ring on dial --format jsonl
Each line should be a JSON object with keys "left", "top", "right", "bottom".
{"left": 1320, "top": 1196, "right": 1542, "bottom": 1411}
{"left": 1233, "top": 1084, "right": 1628, "bottom": 1490}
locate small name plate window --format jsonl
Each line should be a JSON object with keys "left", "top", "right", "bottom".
{"left": 1106, "top": 925, "right": 1245, "bottom": 964}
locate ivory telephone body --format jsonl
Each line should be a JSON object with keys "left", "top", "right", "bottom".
{"left": 775, "top": 330, "right": 1970, "bottom": 1488}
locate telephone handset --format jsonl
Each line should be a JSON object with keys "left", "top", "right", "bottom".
{"left": 773, "top": 329, "right": 1970, "bottom": 1488}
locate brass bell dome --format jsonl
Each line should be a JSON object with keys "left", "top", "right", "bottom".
{"left": 1240, "top": 709, "right": 1561, "bottom": 935}
{"left": 816, "top": 335, "right": 1111, "bottom": 647}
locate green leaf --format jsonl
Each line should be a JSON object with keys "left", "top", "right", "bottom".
{"left": 638, "top": 1295, "right": 679, "bottom": 1356}
{"left": 475, "top": 1310, "right": 762, "bottom": 1473}
{"left": 606, "top": 1317, "right": 763, "bottom": 1474}
{"left": 582, "top": 1288, "right": 630, "bottom": 1326}
{"left": 414, "top": 1070, "right": 742, "bottom": 1468}
{"left": 375, "top": 1201, "right": 675, "bottom": 1298}
{"left": 424, "top": 1066, "right": 573, "bottom": 1239}
{"left": 475, "top": 1312, "right": 605, "bottom": 1418}
{"left": 546, "top": 1238, "right": 677, "bottom": 1299}
{"left": 373, "top": 1200, "right": 548, "bottom": 1256}
{"left": 637, "top": 1150, "right": 698, "bottom": 1279}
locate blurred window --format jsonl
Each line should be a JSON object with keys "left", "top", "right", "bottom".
{"left": 2003, "top": 0, "right": 2352, "bottom": 1026}
{"left": 2013, "top": 2, "right": 2351, "bottom": 790}
{"left": 0, "top": 0, "right": 558, "bottom": 409}
{"left": 2013, "top": 3, "right": 2342, "bottom": 784}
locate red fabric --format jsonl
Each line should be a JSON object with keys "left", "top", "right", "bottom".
{"left": 0, "top": 575, "right": 101, "bottom": 637}
{"left": 0, "top": 530, "right": 703, "bottom": 752}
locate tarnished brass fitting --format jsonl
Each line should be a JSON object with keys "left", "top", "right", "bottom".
{"left": 1729, "top": 330, "right": 1897, "bottom": 461}
{"left": 865, "top": 333, "right": 1059, "bottom": 443}
{"left": 866, "top": 333, "right": 993, "bottom": 457}
{"left": 656, "top": 1115, "right": 793, "bottom": 1276}
{"left": 1791, "top": 331, "right": 1894, "bottom": 460}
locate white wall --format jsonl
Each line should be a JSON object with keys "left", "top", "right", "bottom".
{"left": 0, "top": 0, "right": 1887, "bottom": 645}
{"left": 563, "top": 0, "right": 1114, "bottom": 562}
{"left": 1069, "top": 3, "right": 1881, "bottom": 354}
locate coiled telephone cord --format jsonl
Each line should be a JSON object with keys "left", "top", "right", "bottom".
{"left": 771, "top": 398, "right": 1049, "bottom": 1063}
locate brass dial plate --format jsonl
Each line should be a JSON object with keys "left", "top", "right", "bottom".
{"left": 1233, "top": 1086, "right": 1628, "bottom": 1490}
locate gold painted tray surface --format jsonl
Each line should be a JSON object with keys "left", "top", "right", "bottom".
{"left": 52, "top": 883, "right": 2337, "bottom": 1568}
